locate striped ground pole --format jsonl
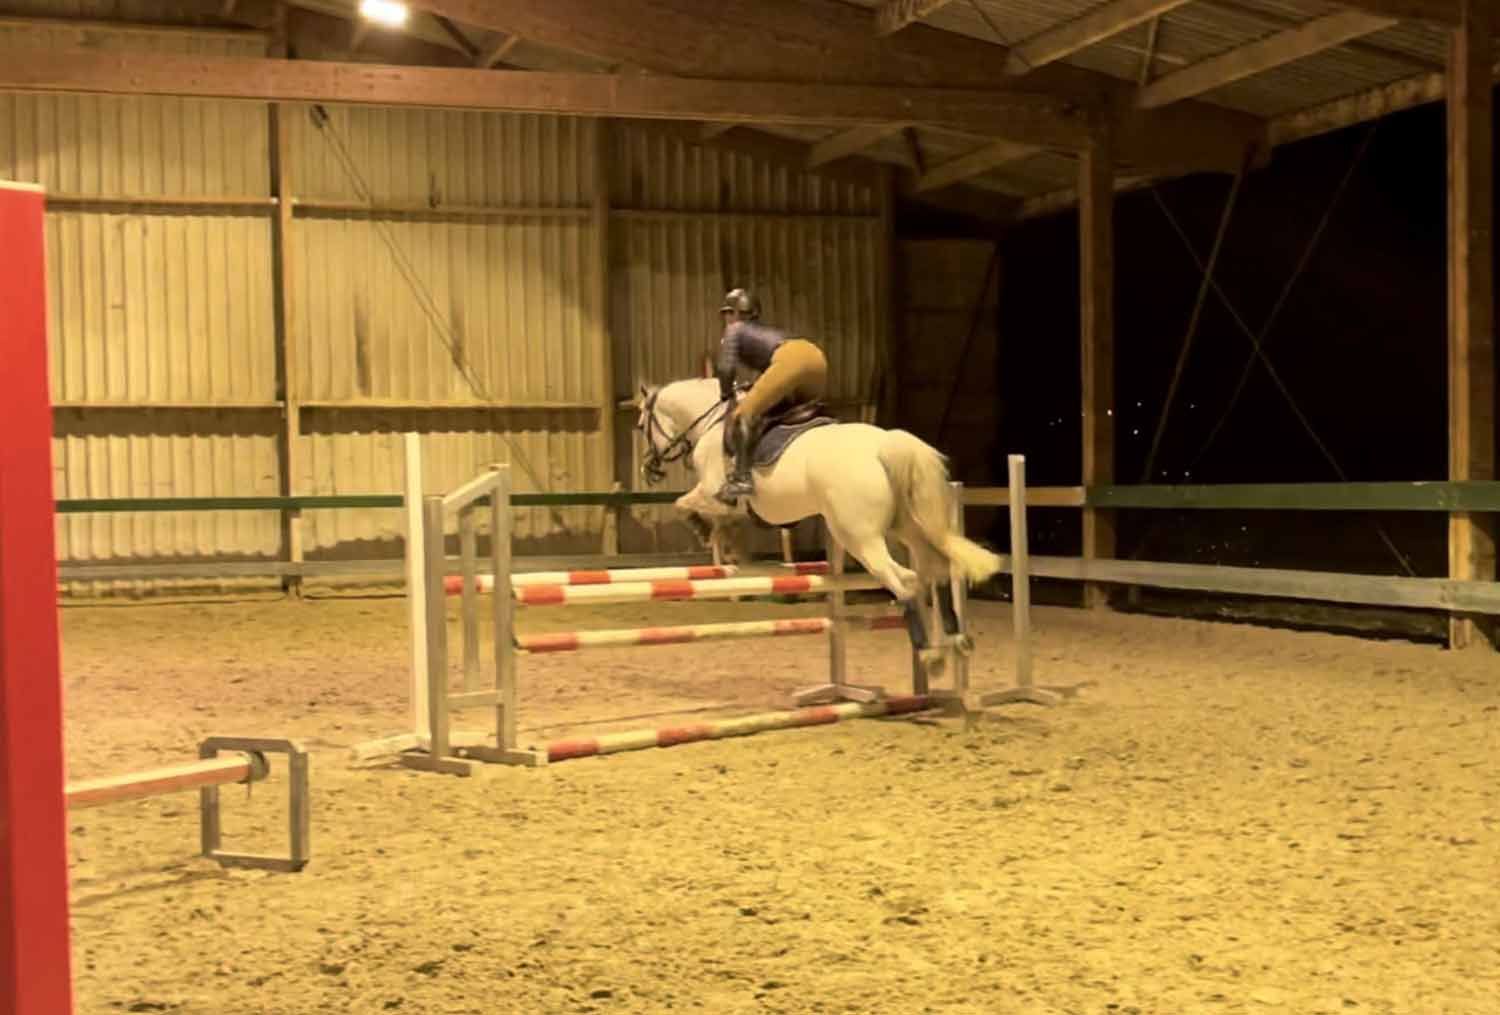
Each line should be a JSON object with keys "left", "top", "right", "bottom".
{"left": 444, "top": 561, "right": 830, "bottom": 597}
{"left": 517, "top": 613, "right": 906, "bottom": 653}
{"left": 514, "top": 573, "right": 881, "bottom": 607}
{"left": 544, "top": 695, "right": 935, "bottom": 762}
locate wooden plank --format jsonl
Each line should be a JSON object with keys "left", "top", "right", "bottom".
{"left": 0, "top": 48, "right": 1092, "bottom": 147}
{"left": 1332, "top": 0, "right": 1458, "bottom": 24}
{"left": 66, "top": 756, "right": 258, "bottom": 810}
{"left": 807, "top": 124, "right": 908, "bottom": 168}
{"left": 406, "top": 0, "right": 1264, "bottom": 173}
{"left": 55, "top": 551, "right": 712, "bottom": 583}
{"left": 430, "top": 13, "right": 480, "bottom": 60}
{"left": 1138, "top": 11, "right": 1399, "bottom": 109}
{"left": 44, "top": 193, "right": 277, "bottom": 210}
{"left": 592, "top": 118, "right": 616, "bottom": 539}
{"left": 54, "top": 481, "right": 1500, "bottom": 516}
{"left": 1016, "top": 172, "right": 1163, "bottom": 220}
{"left": 1269, "top": 71, "right": 1445, "bottom": 147}
{"left": 476, "top": 33, "right": 521, "bottom": 68}
{"left": 0, "top": 181, "right": 75, "bottom": 1015}
{"left": 294, "top": 199, "right": 590, "bottom": 218}
{"left": 1018, "top": 555, "right": 1500, "bottom": 615}
{"left": 962, "top": 487, "right": 1086, "bottom": 508}
{"left": 1090, "top": 482, "right": 1500, "bottom": 511}
{"left": 874, "top": 0, "right": 958, "bottom": 36}
{"left": 1006, "top": 0, "right": 1195, "bottom": 76}
{"left": 268, "top": 14, "right": 301, "bottom": 596}
{"left": 876, "top": 166, "right": 897, "bottom": 425}
{"left": 1447, "top": 0, "right": 1498, "bottom": 649}
{"left": 1080, "top": 138, "right": 1115, "bottom": 610}
{"left": 916, "top": 140, "right": 1041, "bottom": 192}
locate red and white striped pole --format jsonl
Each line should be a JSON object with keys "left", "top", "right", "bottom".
{"left": 517, "top": 613, "right": 906, "bottom": 653}
{"left": 444, "top": 561, "right": 831, "bottom": 596}
{"left": 545, "top": 695, "right": 935, "bottom": 762}
{"left": 514, "top": 573, "right": 882, "bottom": 607}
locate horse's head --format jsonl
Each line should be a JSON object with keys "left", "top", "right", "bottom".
{"left": 634, "top": 382, "right": 675, "bottom": 485}
{"left": 634, "top": 377, "right": 730, "bottom": 485}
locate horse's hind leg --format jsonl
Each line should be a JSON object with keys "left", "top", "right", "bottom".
{"left": 897, "top": 524, "right": 973, "bottom": 654}
{"left": 826, "top": 523, "right": 953, "bottom": 675}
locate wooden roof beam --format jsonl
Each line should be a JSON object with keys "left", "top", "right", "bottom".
{"left": 916, "top": 140, "right": 1040, "bottom": 192}
{"left": 874, "top": 0, "right": 958, "bottom": 36}
{"left": 1331, "top": 1, "right": 1458, "bottom": 24}
{"left": 475, "top": 33, "right": 520, "bottom": 67}
{"left": 1138, "top": 10, "right": 1399, "bottom": 108}
{"left": 403, "top": 0, "right": 1267, "bottom": 174}
{"left": 1016, "top": 172, "right": 1165, "bottom": 220}
{"left": 0, "top": 48, "right": 1090, "bottom": 145}
{"left": 1269, "top": 71, "right": 1442, "bottom": 146}
{"left": 1005, "top": 0, "right": 1196, "bottom": 76}
{"left": 629, "top": 120, "right": 1020, "bottom": 225}
{"left": 807, "top": 123, "right": 909, "bottom": 168}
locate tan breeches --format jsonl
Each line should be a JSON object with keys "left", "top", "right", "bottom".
{"left": 732, "top": 339, "right": 828, "bottom": 420}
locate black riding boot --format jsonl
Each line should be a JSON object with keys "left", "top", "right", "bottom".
{"left": 716, "top": 415, "right": 760, "bottom": 504}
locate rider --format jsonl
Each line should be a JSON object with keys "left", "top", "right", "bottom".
{"left": 714, "top": 287, "right": 829, "bottom": 504}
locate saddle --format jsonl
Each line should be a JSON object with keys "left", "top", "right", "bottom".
{"left": 765, "top": 400, "right": 827, "bottom": 428}
{"left": 733, "top": 398, "right": 838, "bottom": 470}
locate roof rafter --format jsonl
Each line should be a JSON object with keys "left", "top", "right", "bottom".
{"left": 1137, "top": 10, "right": 1398, "bottom": 109}
{"left": 1331, "top": 0, "right": 1458, "bottom": 24}
{"left": 807, "top": 123, "right": 910, "bottom": 168}
{"left": 916, "top": 140, "right": 1040, "bottom": 192}
{"left": 403, "top": 0, "right": 1267, "bottom": 174}
{"left": 874, "top": 0, "right": 958, "bottom": 37}
{"left": 1005, "top": 0, "right": 1196, "bottom": 76}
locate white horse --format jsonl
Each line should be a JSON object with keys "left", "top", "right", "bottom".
{"left": 635, "top": 377, "right": 1004, "bottom": 664}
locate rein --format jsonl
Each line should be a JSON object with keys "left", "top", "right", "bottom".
{"left": 639, "top": 389, "right": 730, "bottom": 485}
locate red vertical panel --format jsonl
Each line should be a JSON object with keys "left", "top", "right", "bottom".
{"left": 0, "top": 182, "right": 75, "bottom": 1015}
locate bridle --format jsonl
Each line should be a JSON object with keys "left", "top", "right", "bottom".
{"left": 638, "top": 388, "right": 730, "bottom": 485}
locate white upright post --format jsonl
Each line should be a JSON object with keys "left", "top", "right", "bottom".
{"left": 947, "top": 481, "right": 971, "bottom": 701}
{"left": 1008, "top": 455, "right": 1033, "bottom": 689}
{"left": 970, "top": 454, "right": 1063, "bottom": 712}
{"left": 827, "top": 530, "right": 848, "bottom": 691}
{"left": 404, "top": 433, "right": 429, "bottom": 738}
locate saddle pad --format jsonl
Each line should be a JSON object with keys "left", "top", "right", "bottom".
{"left": 752, "top": 414, "right": 836, "bottom": 469}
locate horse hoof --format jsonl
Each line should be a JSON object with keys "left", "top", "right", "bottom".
{"left": 918, "top": 648, "right": 946, "bottom": 675}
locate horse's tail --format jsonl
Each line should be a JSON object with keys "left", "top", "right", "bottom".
{"left": 876, "top": 430, "right": 1003, "bottom": 585}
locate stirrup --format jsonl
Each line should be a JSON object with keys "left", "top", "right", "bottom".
{"left": 716, "top": 477, "right": 754, "bottom": 504}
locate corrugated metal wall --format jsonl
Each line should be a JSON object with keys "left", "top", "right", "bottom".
{"left": 287, "top": 106, "right": 605, "bottom": 552}
{"left": 0, "top": 24, "right": 280, "bottom": 570}
{"left": 0, "top": 23, "right": 888, "bottom": 575}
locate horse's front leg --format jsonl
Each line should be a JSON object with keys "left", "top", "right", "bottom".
{"left": 679, "top": 509, "right": 713, "bottom": 548}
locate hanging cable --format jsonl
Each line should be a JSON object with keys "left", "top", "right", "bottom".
{"left": 1190, "top": 121, "right": 1380, "bottom": 471}
{"left": 936, "top": 244, "right": 1002, "bottom": 448}
{"left": 1139, "top": 145, "right": 1254, "bottom": 485}
{"left": 308, "top": 106, "right": 571, "bottom": 534}
{"left": 1137, "top": 133, "right": 1415, "bottom": 577}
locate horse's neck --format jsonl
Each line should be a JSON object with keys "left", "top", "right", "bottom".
{"left": 660, "top": 380, "right": 721, "bottom": 433}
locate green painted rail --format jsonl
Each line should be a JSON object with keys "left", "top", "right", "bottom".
{"left": 56, "top": 491, "right": 686, "bottom": 513}
{"left": 53, "top": 482, "right": 1500, "bottom": 515}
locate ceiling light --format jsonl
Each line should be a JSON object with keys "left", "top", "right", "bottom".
{"left": 359, "top": 0, "right": 409, "bottom": 28}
